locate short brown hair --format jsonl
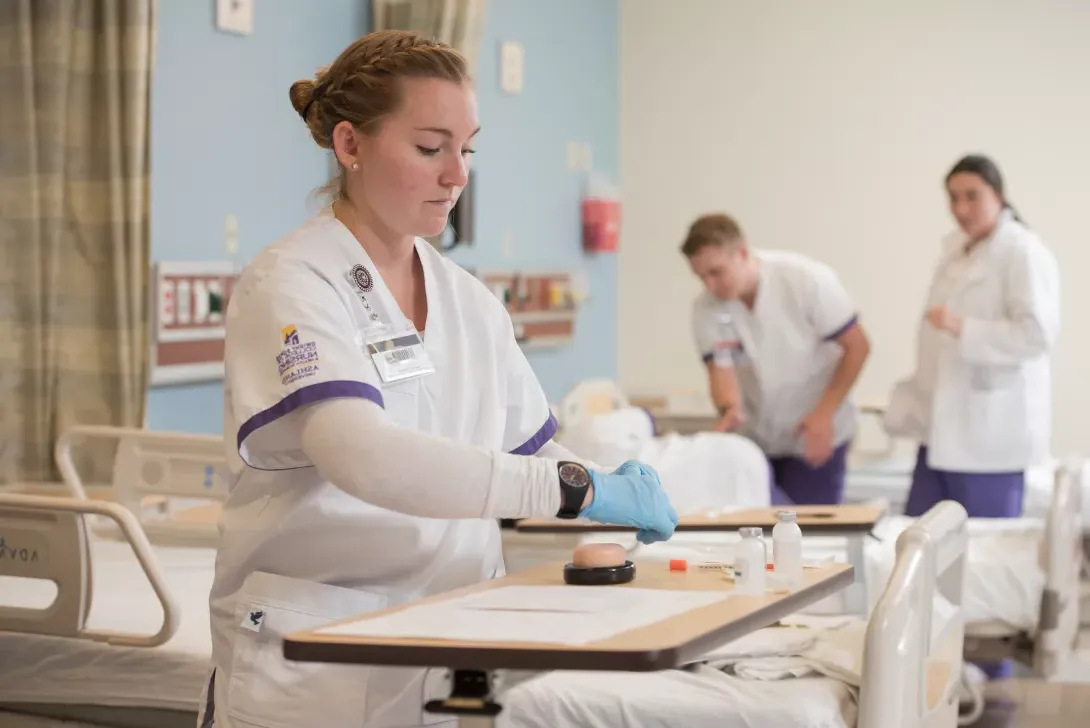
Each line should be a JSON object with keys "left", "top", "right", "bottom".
{"left": 680, "top": 213, "right": 744, "bottom": 258}
{"left": 289, "top": 30, "right": 470, "bottom": 197}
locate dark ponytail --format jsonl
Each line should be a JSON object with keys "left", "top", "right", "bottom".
{"left": 945, "top": 154, "right": 1025, "bottom": 225}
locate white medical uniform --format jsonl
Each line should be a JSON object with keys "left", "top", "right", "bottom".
{"left": 691, "top": 250, "right": 858, "bottom": 458}
{"left": 884, "top": 209, "right": 1060, "bottom": 472}
{"left": 198, "top": 208, "right": 557, "bottom": 728}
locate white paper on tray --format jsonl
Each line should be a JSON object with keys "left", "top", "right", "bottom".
{"left": 315, "top": 586, "right": 733, "bottom": 645}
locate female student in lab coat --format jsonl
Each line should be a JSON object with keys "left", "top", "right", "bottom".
{"left": 195, "top": 30, "right": 678, "bottom": 728}
{"left": 885, "top": 155, "right": 1060, "bottom": 520}
{"left": 684, "top": 214, "right": 872, "bottom": 505}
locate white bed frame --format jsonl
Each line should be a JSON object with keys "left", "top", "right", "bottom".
{"left": 52, "top": 425, "right": 230, "bottom": 547}
{"left": 0, "top": 493, "right": 179, "bottom": 647}
{"left": 857, "top": 499, "right": 968, "bottom": 727}
{"left": 962, "top": 458, "right": 1084, "bottom": 679}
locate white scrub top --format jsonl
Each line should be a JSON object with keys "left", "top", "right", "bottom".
{"left": 203, "top": 208, "right": 557, "bottom": 728}
{"left": 692, "top": 250, "right": 858, "bottom": 458}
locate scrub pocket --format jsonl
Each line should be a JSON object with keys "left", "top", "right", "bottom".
{"left": 226, "top": 571, "right": 387, "bottom": 728}
{"left": 965, "top": 370, "right": 1027, "bottom": 462}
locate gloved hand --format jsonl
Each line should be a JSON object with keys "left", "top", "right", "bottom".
{"left": 582, "top": 460, "right": 679, "bottom": 544}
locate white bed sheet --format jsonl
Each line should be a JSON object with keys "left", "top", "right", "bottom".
{"left": 0, "top": 538, "right": 215, "bottom": 711}
{"left": 498, "top": 669, "right": 855, "bottom": 728}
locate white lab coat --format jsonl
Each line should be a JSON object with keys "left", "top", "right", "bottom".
{"left": 884, "top": 210, "right": 1060, "bottom": 472}
{"left": 691, "top": 250, "right": 860, "bottom": 458}
{"left": 196, "top": 208, "right": 557, "bottom": 728}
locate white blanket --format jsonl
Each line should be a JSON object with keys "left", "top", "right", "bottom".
{"left": 557, "top": 407, "right": 772, "bottom": 513}
{"left": 698, "top": 617, "right": 866, "bottom": 692}
{"left": 499, "top": 618, "right": 860, "bottom": 728}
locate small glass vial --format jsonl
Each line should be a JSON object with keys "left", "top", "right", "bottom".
{"left": 734, "top": 527, "right": 767, "bottom": 596}
{"left": 773, "top": 510, "right": 803, "bottom": 587}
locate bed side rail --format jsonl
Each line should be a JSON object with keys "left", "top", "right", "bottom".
{"left": 56, "top": 424, "right": 230, "bottom": 505}
{"left": 858, "top": 500, "right": 969, "bottom": 728}
{"left": 1036, "top": 457, "right": 1084, "bottom": 677}
{"left": 557, "top": 379, "right": 629, "bottom": 430}
{"left": 0, "top": 493, "right": 179, "bottom": 647}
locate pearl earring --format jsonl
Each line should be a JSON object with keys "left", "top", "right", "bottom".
{"left": 351, "top": 162, "right": 359, "bottom": 171}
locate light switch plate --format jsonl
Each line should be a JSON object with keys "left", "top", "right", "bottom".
{"left": 500, "top": 41, "right": 523, "bottom": 94}
{"left": 216, "top": 0, "right": 254, "bottom": 36}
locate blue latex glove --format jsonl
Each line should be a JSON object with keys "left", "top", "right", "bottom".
{"left": 582, "top": 460, "right": 679, "bottom": 544}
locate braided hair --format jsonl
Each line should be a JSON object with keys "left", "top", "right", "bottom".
{"left": 289, "top": 29, "right": 469, "bottom": 155}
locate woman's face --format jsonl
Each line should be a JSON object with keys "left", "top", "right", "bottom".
{"left": 346, "top": 77, "right": 479, "bottom": 239}
{"left": 946, "top": 172, "right": 1004, "bottom": 240}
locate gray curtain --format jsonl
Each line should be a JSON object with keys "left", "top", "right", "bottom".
{"left": 0, "top": 0, "right": 155, "bottom": 485}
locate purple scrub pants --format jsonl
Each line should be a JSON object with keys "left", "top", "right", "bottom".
{"left": 905, "top": 445, "right": 1025, "bottom": 680}
{"left": 904, "top": 446, "right": 1025, "bottom": 519}
{"left": 768, "top": 442, "right": 850, "bottom": 506}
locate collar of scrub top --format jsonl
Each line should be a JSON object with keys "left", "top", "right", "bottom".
{"left": 934, "top": 208, "right": 1015, "bottom": 301}
{"left": 940, "top": 207, "right": 1015, "bottom": 260}
{"left": 318, "top": 204, "right": 441, "bottom": 348}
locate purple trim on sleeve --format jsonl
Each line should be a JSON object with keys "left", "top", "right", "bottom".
{"left": 701, "top": 352, "right": 714, "bottom": 363}
{"left": 509, "top": 412, "right": 558, "bottom": 456}
{"left": 236, "top": 379, "right": 384, "bottom": 453}
{"left": 823, "top": 314, "right": 859, "bottom": 342}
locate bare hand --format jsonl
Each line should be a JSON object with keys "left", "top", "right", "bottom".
{"left": 715, "top": 406, "right": 745, "bottom": 433}
{"left": 925, "top": 306, "right": 962, "bottom": 336}
{"left": 797, "top": 409, "right": 835, "bottom": 468}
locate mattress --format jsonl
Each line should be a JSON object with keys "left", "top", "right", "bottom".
{"left": 498, "top": 668, "right": 855, "bottom": 728}
{"left": 0, "top": 538, "right": 215, "bottom": 712}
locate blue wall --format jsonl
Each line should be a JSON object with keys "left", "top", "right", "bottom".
{"left": 146, "top": 0, "right": 619, "bottom": 434}
{"left": 446, "top": 0, "right": 620, "bottom": 401}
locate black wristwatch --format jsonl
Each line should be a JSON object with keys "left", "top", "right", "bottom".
{"left": 556, "top": 461, "right": 592, "bottom": 519}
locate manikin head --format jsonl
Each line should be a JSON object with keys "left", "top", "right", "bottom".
{"left": 681, "top": 213, "right": 758, "bottom": 302}
{"left": 289, "top": 30, "right": 479, "bottom": 241}
{"left": 945, "top": 154, "right": 1013, "bottom": 242}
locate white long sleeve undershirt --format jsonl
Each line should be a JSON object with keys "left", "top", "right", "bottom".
{"left": 298, "top": 397, "right": 563, "bottom": 520}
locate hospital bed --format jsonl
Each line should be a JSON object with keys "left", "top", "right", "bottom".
{"left": 0, "top": 492, "right": 216, "bottom": 728}
{"left": 504, "top": 455, "right": 1082, "bottom": 682}
{"left": 282, "top": 500, "right": 969, "bottom": 728}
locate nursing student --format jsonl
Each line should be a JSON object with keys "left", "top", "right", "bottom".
{"left": 885, "top": 155, "right": 1060, "bottom": 519}
{"left": 196, "top": 30, "right": 678, "bottom": 728}
{"left": 684, "top": 214, "right": 871, "bottom": 505}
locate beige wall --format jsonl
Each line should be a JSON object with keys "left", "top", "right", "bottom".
{"left": 618, "top": 0, "right": 1090, "bottom": 454}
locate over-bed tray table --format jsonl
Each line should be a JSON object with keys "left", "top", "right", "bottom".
{"left": 283, "top": 560, "right": 855, "bottom": 728}
{"left": 514, "top": 504, "right": 884, "bottom": 614}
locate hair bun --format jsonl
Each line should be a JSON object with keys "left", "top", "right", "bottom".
{"left": 289, "top": 78, "right": 317, "bottom": 120}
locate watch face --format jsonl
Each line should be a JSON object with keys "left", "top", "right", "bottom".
{"left": 559, "top": 463, "right": 590, "bottom": 488}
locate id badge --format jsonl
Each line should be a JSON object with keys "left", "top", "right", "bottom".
{"left": 713, "top": 313, "right": 748, "bottom": 367}
{"left": 364, "top": 323, "right": 435, "bottom": 384}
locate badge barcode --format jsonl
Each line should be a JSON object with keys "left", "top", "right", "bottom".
{"left": 386, "top": 349, "right": 416, "bottom": 363}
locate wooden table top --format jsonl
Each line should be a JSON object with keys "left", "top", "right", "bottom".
{"left": 283, "top": 559, "right": 854, "bottom": 672}
{"left": 514, "top": 504, "right": 885, "bottom": 534}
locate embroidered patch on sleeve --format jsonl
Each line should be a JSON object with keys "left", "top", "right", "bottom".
{"left": 276, "top": 324, "right": 320, "bottom": 385}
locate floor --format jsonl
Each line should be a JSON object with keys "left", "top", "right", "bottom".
{"left": 969, "top": 628, "right": 1090, "bottom": 726}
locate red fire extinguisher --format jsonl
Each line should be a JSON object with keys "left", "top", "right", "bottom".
{"left": 581, "top": 174, "right": 620, "bottom": 253}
